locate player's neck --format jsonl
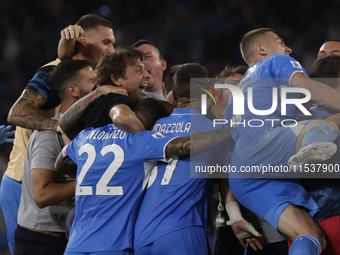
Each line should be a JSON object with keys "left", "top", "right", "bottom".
{"left": 59, "top": 97, "right": 77, "bottom": 114}
{"left": 176, "top": 98, "right": 200, "bottom": 112}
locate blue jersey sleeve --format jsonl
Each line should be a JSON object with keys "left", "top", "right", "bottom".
{"left": 131, "top": 131, "right": 176, "bottom": 161}
{"left": 25, "top": 65, "right": 61, "bottom": 109}
{"left": 269, "top": 53, "right": 307, "bottom": 85}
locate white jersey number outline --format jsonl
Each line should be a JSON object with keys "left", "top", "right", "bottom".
{"left": 76, "top": 143, "right": 124, "bottom": 196}
{"left": 145, "top": 157, "right": 179, "bottom": 188}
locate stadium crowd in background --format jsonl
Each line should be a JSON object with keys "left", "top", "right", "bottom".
{"left": 2, "top": 2, "right": 340, "bottom": 255}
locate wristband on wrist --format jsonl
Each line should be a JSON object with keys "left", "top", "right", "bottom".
{"left": 56, "top": 125, "right": 63, "bottom": 133}
{"left": 226, "top": 201, "right": 244, "bottom": 225}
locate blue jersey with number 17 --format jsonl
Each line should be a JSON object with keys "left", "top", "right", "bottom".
{"left": 63, "top": 124, "right": 174, "bottom": 253}
{"left": 134, "top": 108, "right": 232, "bottom": 250}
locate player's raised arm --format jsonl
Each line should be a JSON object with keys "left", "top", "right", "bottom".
{"left": 291, "top": 72, "right": 340, "bottom": 111}
{"left": 58, "top": 25, "right": 82, "bottom": 59}
{"left": 109, "top": 104, "right": 145, "bottom": 134}
{"left": 8, "top": 88, "right": 59, "bottom": 131}
{"left": 165, "top": 127, "right": 233, "bottom": 157}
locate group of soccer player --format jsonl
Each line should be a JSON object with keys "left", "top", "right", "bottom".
{"left": 1, "top": 12, "right": 340, "bottom": 255}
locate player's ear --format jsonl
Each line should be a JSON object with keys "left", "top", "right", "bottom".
{"left": 67, "top": 84, "right": 80, "bottom": 99}
{"left": 110, "top": 74, "right": 122, "bottom": 87}
{"left": 161, "top": 59, "right": 167, "bottom": 72}
{"left": 256, "top": 44, "right": 266, "bottom": 56}
{"left": 78, "top": 34, "right": 87, "bottom": 46}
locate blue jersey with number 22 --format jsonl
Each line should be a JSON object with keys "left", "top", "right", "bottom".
{"left": 64, "top": 124, "right": 174, "bottom": 253}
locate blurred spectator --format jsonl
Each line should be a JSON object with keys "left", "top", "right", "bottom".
{"left": 2, "top": 0, "right": 340, "bottom": 131}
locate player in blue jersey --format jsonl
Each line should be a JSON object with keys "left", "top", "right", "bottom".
{"left": 224, "top": 28, "right": 340, "bottom": 255}
{"left": 54, "top": 98, "right": 233, "bottom": 255}
{"left": 133, "top": 63, "right": 262, "bottom": 255}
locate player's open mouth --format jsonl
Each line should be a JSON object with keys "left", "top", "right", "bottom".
{"left": 139, "top": 83, "right": 148, "bottom": 97}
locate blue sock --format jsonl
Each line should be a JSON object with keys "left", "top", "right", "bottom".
{"left": 289, "top": 235, "right": 322, "bottom": 255}
{"left": 301, "top": 123, "right": 336, "bottom": 149}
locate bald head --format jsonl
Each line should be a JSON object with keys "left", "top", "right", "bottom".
{"left": 317, "top": 40, "right": 340, "bottom": 59}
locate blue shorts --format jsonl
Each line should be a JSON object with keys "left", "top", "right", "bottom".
{"left": 0, "top": 175, "right": 22, "bottom": 254}
{"left": 230, "top": 123, "right": 308, "bottom": 178}
{"left": 229, "top": 178, "right": 320, "bottom": 230}
{"left": 134, "top": 226, "right": 208, "bottom": 255}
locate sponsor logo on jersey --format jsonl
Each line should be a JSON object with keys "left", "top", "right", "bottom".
{"left": 290, "top": 61, "right": 302, "bottom": 69}
{"left": 152, "top": 132, "right": 166, "bottom": 139}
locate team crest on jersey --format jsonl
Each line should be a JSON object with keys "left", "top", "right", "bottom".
{"left": 290, "top": 61, "right": 302, "bottom": 69}
{"left": 152, "top": 132, "right": 166, "bottom": 139}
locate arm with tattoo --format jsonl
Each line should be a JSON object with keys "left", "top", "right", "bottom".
{"left": 165, "top": 127, "right": 233, "bottom": 157}
{"left": 59, "top": 85, "right": 128, "bottom": 139}
{"left": 7, "top": 89, "right": 58, "bottom": 131}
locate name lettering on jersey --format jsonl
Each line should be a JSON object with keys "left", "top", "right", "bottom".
{"left": 153, "top": 122, "right": 191, "bottom": 134}
{"left": 85, "top": 129, "right": 126, "bottom": 140}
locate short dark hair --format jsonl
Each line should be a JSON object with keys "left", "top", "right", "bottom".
{"left": 76, "top": 14, "right": 113, "bottom": 31}
{"left": 134, "top": 98, "right": 170, "bottom": 130}
{"left": 174, "top": 63, "right": 208, "bottom": 99}
{"left": 310, "top": 55, "right": 340, "bottom": 89}
{"left": 240, "top": 28, "right": 274, "bottom": 65}
{"left": 93, "top": 45, "right": 145, "bottom": 86}
{"left": 132, "top": 39, "right": 164, "bottom": 60}
{"left": 47, "top": 59, "right": 92, "bottom": 100}
{"left": 164, "top": 64, "right": 180, "bottom": 94}
{"left": 216, "top": 65, "right": 248, "bottom": 78}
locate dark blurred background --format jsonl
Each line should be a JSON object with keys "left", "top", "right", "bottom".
{"left": 1, "top": 0, "right": 340, "bottom": 128}
{"left": 0, "top": 0, "right": 340, "bottom": 253}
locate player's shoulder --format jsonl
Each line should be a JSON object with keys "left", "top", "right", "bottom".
{"left": 28, "top": 130, "right": 61, "bottom": 150}
{"left": 134, "top": 130, "right": 168, "bottom": 140}
{"left": 98, "top": 92, "right": 133, "bottom": 106}
{"left": 268, "top": 53, "right": 300, "bottom": 66}
{"left": 39, "top": 58, "right": 62, "bottom": 70}
{"left": 34, "top": 130, "right": 59, "bottom": 140}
